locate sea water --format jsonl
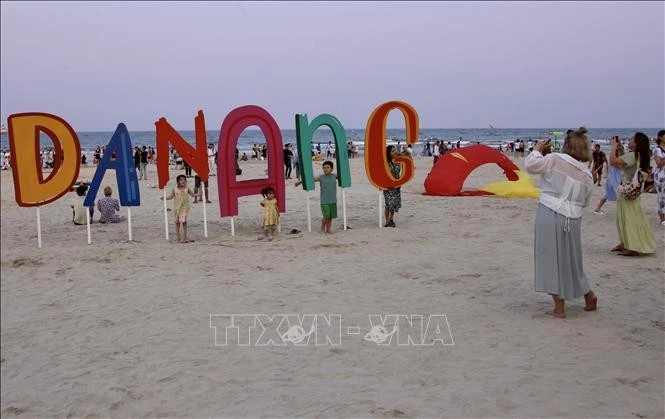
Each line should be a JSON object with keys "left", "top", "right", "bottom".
{"left": 1, "top": 128, "right": 659, "bottom": 160}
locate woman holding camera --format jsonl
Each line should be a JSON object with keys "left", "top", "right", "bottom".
{"left": 609, "top": 132, "right": 656, "bottom": 256}
{"left": 525, "top": 127, "right": 597, "bottom": 318}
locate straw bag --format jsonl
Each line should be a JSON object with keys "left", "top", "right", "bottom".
{"left": 618, "top": 169, "right": 644, "bottom": 200}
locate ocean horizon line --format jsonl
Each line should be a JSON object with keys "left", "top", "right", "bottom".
{"left": 64, "top": 127, "right": 660, "bottom": 133}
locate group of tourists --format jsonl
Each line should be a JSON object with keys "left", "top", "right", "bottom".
{"left": 525, "top": 128, "right": 663, "bottom": 319}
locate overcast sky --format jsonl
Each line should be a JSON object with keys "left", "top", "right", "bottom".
{"left": 1, "top": 1, "right": 663, "bottom": 130}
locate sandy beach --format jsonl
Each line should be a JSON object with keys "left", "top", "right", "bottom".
{"left": 1, "top": 155, "right": 663, "bottom": 418}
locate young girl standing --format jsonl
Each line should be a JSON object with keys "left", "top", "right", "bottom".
{"left": 259, "top": 187, "right": 280, "bottom": 241}
{"left": 161, "top": 174, "right": 196, "bottom": 243}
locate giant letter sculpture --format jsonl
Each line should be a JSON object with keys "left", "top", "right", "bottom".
{"left": 84, "top": 123, "right": 140, "bottom": 206}
{"left": 364, "top": 101, "right": 418, "bottom": 190}
{"left": 295, "top": 113, "right": 351, "bottom": 191}
{"left": 218, "top": 105, "right": 285, "bottom": 217}
{"left": 8, "top": 113, "right": 81, "bottom": 206}
{"left": 155, "top": 110, "right": 210, "bottom": 188}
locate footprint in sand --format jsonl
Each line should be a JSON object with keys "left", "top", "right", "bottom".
{"left": 84, "top": 256, "right": 112, "bottom": 264}
{"left": 616, "top": 377, "right": 652, "bottom": 387}
{"left": 496, "top": 395, "right": 520, "bottom": 410}
{"left": 650, "top": 320, "right": 665, "bottom": 331}
{"left": 9, "top": 258, "right": 42, "bottom": 268}
{"left": 371, "top": 407, "right": 407, "bottom": 418}
{"left": 632, "top": 411, "right": 664, "bottom": 418}
{"left": 3, "top": 407, "right": 26, "bottom": 415}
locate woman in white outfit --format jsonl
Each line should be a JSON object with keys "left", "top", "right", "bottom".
{"left": 525, "top": 127, "right": 598, "bottom": 319}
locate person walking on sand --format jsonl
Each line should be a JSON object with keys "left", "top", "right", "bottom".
{"left": 208, "top": 144, "right": 216, "bottom": 172}
{"left": 193, "top": 174, "right": 211, "bottom": 204}
{"left": 590, "top": 143, "right": 608, "bottom": 186}
{"left": 295, "top": 160, "right": 338, "bottom": 234}
{"left": 292, "top": 148, "right": 301, "bottom": 181}
{"left": 432, "top": 140, "right": 441, "bottom": 164}
{"left": 140, "top": 146, "right": 149, "bottom": 180}
{"left": 525, "top": 127, "right": 598, "bottom": 319}
{"left": 652, "top": 130, "right": 665, "bottom": 226}
{"left": 609, "top": 132, "right": 657, "bottom": 256}
{"left": 258, "top": 186, "right": 280, "bottom": 241}
{"left": 325, "top": 141, "right": 333, "bottom": 159}
{"left": 161, "top": 174, "right": 197, "bottom": 243}
{"left": 133, "top": 146, "right": 141, "bottom": 177}
{"left": 383, "top": 145, "right": 403, "bottom": 227}
{"left": 594, "top": 138, "right": 624, "bottom": 215}
{"left": 183, "top": 158, "right": 192, "bottom": 177}
{"left": 284, "top": 143, "right": 294, "bottom": 179}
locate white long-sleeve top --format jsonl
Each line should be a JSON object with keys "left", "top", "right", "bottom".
{"left": 525, "top": 151, "right": 593, "bottom": 219}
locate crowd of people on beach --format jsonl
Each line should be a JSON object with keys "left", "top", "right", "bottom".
{"left": 3, "top": 125, "right": 660, "bottom": 319}
{"left": 422, "top": 137, "right": 534, "bottom": 164}
{"left": 64, "top": 138, "right": 406, "bottom": 243}
{"left": 5, "top": 129, "right": 661, "bottom": 275}
{"left": 524, "top": 128, "right": 663, "bottom": 318}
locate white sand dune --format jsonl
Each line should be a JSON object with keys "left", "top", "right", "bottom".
{"left": 1, "top": 156, "right": 663, "bottom": 418}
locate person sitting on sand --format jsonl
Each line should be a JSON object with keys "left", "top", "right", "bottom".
{"left": 72, "top": 183, "right": 94, "bottom": 225}
{"left": 97, "top": 186, "right": 120, "bottom": 223}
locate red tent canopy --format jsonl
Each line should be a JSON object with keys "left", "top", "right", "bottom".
{"left": 423, "top": 145, "right": 520, "bottom": 196}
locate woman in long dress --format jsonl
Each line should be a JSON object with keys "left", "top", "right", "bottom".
{"left": 525, "top": 127, "right": 597, "bottom": 318}
{"left": 609, "top": 132, "right": 657, "bottom": 256}
{"left": 383, "top": 145, "right": 402, "bottom": 228}
{"left": 593, "top": 137, "right": 624, "bottom": 214}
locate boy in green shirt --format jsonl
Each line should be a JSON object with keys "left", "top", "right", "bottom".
{"left": 296, "top": 160, "right": 337, "bottom": 234}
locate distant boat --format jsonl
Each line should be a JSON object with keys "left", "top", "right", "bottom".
{"left": 0, "top": 124, "right": 7, "bottom": 135}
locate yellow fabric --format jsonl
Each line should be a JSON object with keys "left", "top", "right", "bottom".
{"left": 262, "top": 198, "right": 280, "bottom": 226}
{"left": 173, "top": 187, "right": 191, "bottom": 217}
{"left": 480, "top": 170, "right": 540, "bottom": 198}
